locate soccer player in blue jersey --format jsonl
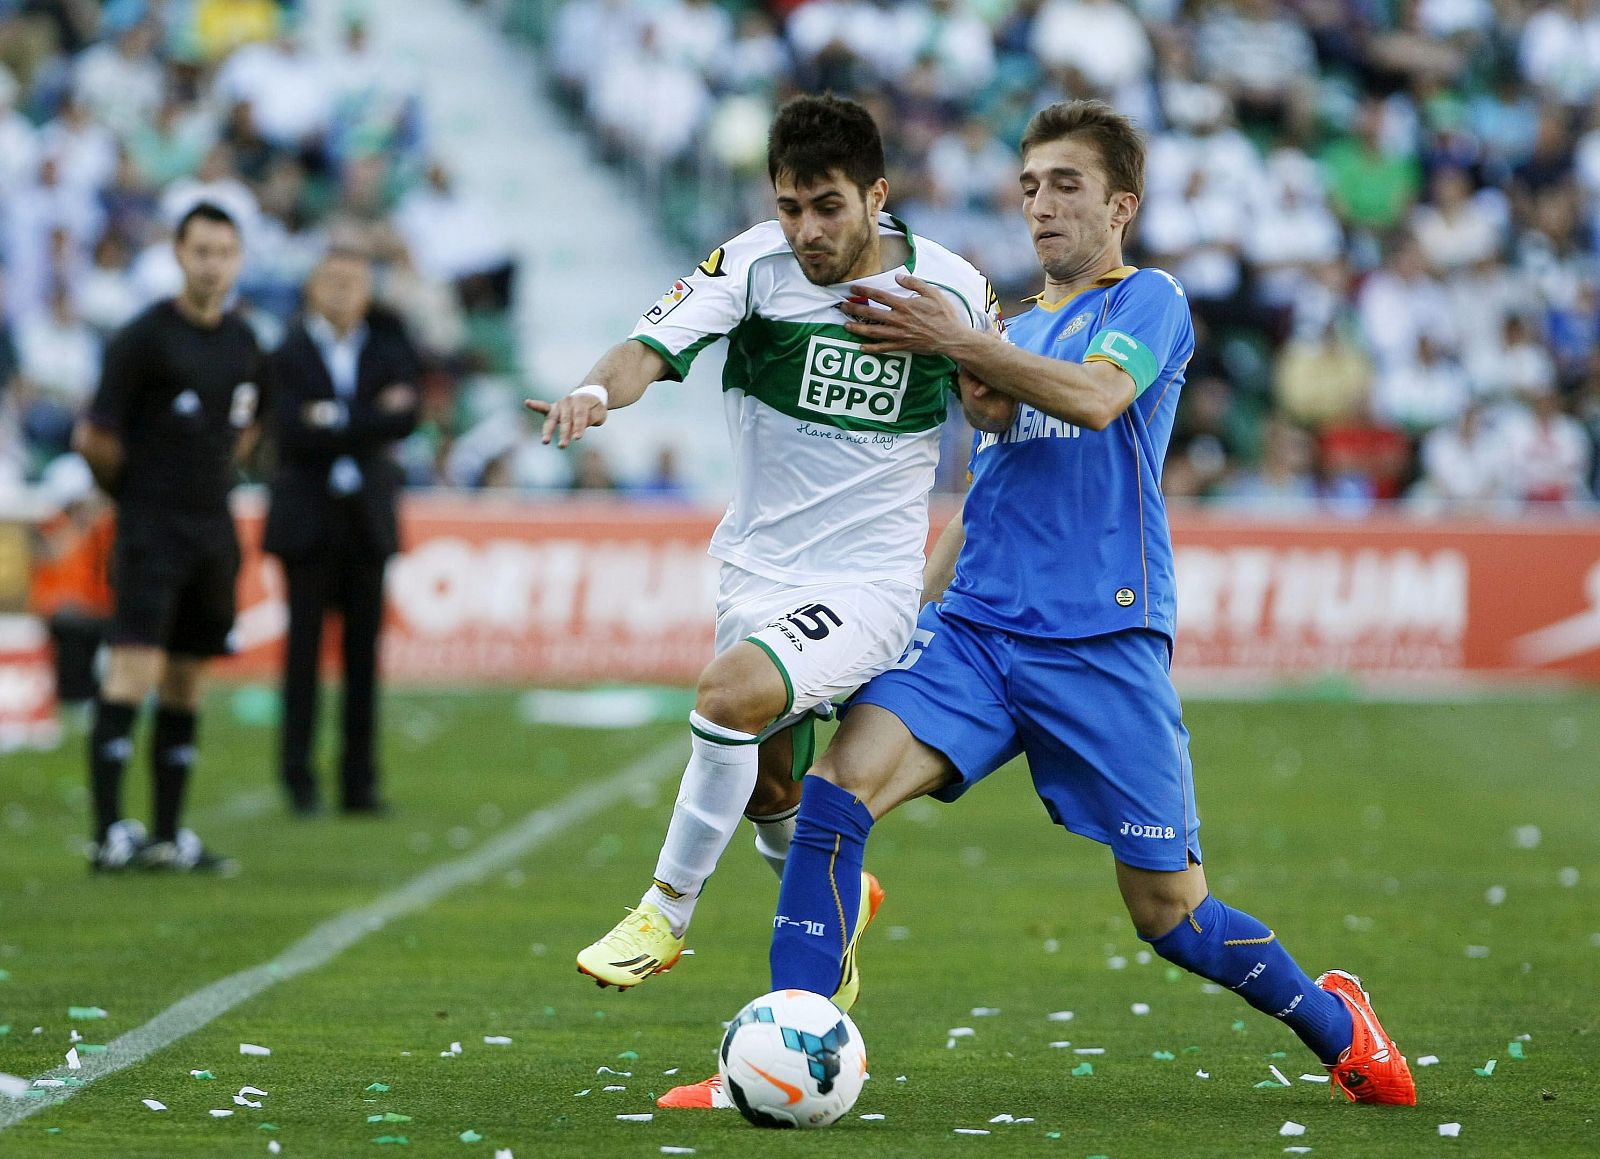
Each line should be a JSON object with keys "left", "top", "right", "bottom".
{"left": 766, "top": 100, "right": 1416, "bottom": 1106}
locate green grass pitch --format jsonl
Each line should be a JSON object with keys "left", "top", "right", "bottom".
{"left": 1, "top": 689, "right": 1597, "bottom": 1157}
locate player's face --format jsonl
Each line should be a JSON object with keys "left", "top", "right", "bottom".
{"left": 1020, "top": 137, "right": 1138, "bottom": 283}
{"left": 774, "top": 169, "right": 888, "bottom": 286}
{"left": 175, "top": 218, "right": 244, "bottom": 305}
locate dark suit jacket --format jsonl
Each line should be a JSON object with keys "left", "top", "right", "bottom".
{"left": 263, "top": 309, "right": 421, "bottom": 561}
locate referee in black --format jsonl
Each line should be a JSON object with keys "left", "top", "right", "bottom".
{"left": 72, "top": 201, "right": 264, "bottom": 873}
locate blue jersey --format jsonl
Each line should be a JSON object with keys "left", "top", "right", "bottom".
{"left": 940, "top": 266, "right": 1194, "bottom": 641}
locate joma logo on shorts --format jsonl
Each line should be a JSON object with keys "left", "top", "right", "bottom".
{"left": 1120, "top": 821, "right": 1176, "bottom": 839}
{"left": 801, "top": 335, "right": 910, "bottom": 421}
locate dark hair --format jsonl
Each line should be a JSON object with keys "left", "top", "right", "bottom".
{"left": 1020, "top": 100, "right": 1146, "bottom": 203}
{"left": 767, "top": 93, "right": 885, "bottom": 192}
{"left": 175, "top": 200, "right": 239, "bottom": 242}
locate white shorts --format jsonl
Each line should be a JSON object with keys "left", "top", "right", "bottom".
{"left": 715, "top": 564, "right": 921, "bottom": 716}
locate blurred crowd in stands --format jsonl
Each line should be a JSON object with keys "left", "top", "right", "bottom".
{"left": 528, "top": 0, "right": 1600, "bottom": 511}
{"left": 0, "top": 0, "right": 603, "bottom": 503}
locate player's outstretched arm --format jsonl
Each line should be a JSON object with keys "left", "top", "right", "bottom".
{"left": 524, "top": 339, "right": 669, "bottom": 449}
{"left": 922, "top": 506, "right": 965, "bottom": 606}
{"left": 841, "top": 274, "right": 1134, "bottom": 431}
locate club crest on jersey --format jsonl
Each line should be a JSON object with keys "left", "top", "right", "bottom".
{"left": 645, "top": 279, "right": 694, "bottom": 324}
{"left": 1059, "top": 312, "right": 1093, "bottom": 340}
{"left": 800, "top": 335, "right": 910, "bottom": 421}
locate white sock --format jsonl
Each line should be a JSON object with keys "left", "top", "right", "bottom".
{"left": 644, "top": 711, "right": 760, "bottom": 936}
{"left": 750, "top": 806, "right": 798, "bottom": 879}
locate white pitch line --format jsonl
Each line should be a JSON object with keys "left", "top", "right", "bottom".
{"left": 0, "top": 738, "right": 684, "bottom": 1130}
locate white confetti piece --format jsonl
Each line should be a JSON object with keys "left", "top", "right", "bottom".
{"left": 1280, "top": 1121, "right": 1306, "bottom": 1136}
{"left": 269, "top": 1142, "right": 281, "bottom": 1155}
{"left": 1516, "top": 1033, "right": 1532, "bottom": 1041}
{"left": 1465, "top": 946, "right": 1490, "bottom": 959}
{"left": 1511, "top": 825, "right": 1540, "bottom": 849}
{"left": 574, "top": 1089, "right": 591, "bottom": 1097}
{"left": 663, "top": 1068, "right": 679, "bottom": 1075}
{"left": 1074, "top": 1048, "right": 1105, "bottom": 1055}
{"left": 895, "top": 1075, "right": 907, "bottom": 1082}
{"left": 971, "top": 1007, "right": 1001, "bottom": 1017}
{"left": 141, "top": 1099, "right": 166, "bottom": 1111}
{"left": 1299, "top": 1074, "right": 1330, "bottom": 1083}
{"left": 1485, "top": 886, "right": 1506, "bottom": 905}
{"left": 1439, "top": 1123, "right": 1462, "bottom": 1137}
{"left": 450, "top": 1041, "right": 463, "bottom": 1055}
{"left": 495, "top": 1151, "right": 514, "bottom": 1159}
{"left": 1131, "top": 1003, "right": 1151, "bottom": 1016}
{"left": 33, "top": 1079, "right": 65, "bottom": 1088}
{"left": 239, "top": 1086, "right": 268, "bottom": 1097}
{"left": 1195, "top": 1070, "right": 1210, "bottom": 1079}
{"left": 1558, "top": 867, "right": 1579, "bottom": 887}
{"left": 954, "top": 1128, "right": 991, "bottom": 1135}
{"left": 210, "top": 1108, "right": 234, "bottom": 1118}
{"left": 69, "top": 1030, "right": 82, "bottom": 1043}
{"left": 1046, "top": 1011, "right": 1074, "bottom": 1022}
{"left": 439, "top": 1051, "right": 455, "bottom": 1058}
{"left": 1269, "top": 1065, "right": 1292, "bottom": 1087}
{"left": 597, "top": 1066, "right": 632, "bottom": 1076}
{"left": 233, "top": 1095, "right": 262, "bottom": 1108}
{"left": 65, "top": 1048, "right": 80, "bottom": 1070}
{"left": 860, "top": 1113, "right": 885, "bottom": 1120}
{"left": 1135, "top": 950, "right": 1153, "bottom": 965}
{"left": 617, "top": 1113, "right": 653, "bottom": 1122}
{"left": 680, "top": 949, "right": 695, "bottom": 956}
{"left": 31, "top": 1028, "right": 42, "bottom": 1036}
{"left": 989, "top": 1114, "right": 1015, "bottom": 1123}
{"left": 1418, "top": 1055, "right": 1440, "bottom": 1067}
{"left": 190, "top": 1070, "right": 209, "bottom": 1078}
{"left": 661, "top": 1149, "right": 696, "bottom": 1156}
{"left": 1284, "top": 1149, "right": 1311, "bottom": 1155}
{"left": 1200, "top": 983, "right": 1223, "bottom": 995}
{"left": 0, "top": 1074, "right": 31, "bottom": 1099}
{"left": 948, "top": 1027, "right": 976, "bottom": 1037}
{"left": 239, "top": 1044, "right": 271, "bottom": 1057}
{"left": 603, "top": 1085, "right": 626, "bottom": 1092}
{"left": 1042, "top": 938, "right": 1059, "bottom": 953}
{"left": 483, "top": 1036, "right": 513, "bottom": 1045}
{"left": 1048, "top": 1041, "right": 1073, "bottom": 1049}
{"left": 1107, "top": 956, "right": 1128, "bottom": 970}
{"left": 945, "top": 1039, "right": 957, "bottom": 1050}
{"left": 1016, "top": 1117, "right": 1035, "bottom": 1123}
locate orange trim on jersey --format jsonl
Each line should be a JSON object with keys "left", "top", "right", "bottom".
{"left": 1025, "top": 266, "right": 1138, "bottom": 313}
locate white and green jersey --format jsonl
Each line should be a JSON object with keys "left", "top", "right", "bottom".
{"left": 629, "top": 214, "right": 998, "bottom": 587}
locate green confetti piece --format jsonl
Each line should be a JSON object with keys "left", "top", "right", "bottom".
{"left": 1045, "top": 1132, "right": 1061, "bottom": 1140}
{"left": 46, "top": 1127, "right": 61, "bottom": 1134}
{"left": 368, "top": 1115, "right": 384, "bottom": 1123}
{"left": 191, "top": 1071, "right": 215, "bottom": 1081}
{"left": 1151, "top": 1050, "right": 1176, "bottom": 1061}
{"left": 1183, "top": 1046, "right": 1202, "bottom": 1053}
{"left": 593, "top": 1010, "right": 606, "bottom": 1019}
{"left": 0, "top": 969, "right": 10, "bottom": 981}
{"left": 259, "top": 1124, "right": 278, "bottom": 1132}
{"left": 1071, "top": 1062, "right": 1094, "bottom": 1076}
{"left": 372, "top": 1136, "right": 410, "bottom": 1146}
{"left": 62, "top": 1078, "right": 85, "bottom": 1087}
{"left": 617, "top": 1050, "right": 640, "bottom": 1061}
{"left": 366, "top": 1083, "right": 391, "bottom": 1093}
{"left": 459, "top": 1129, "right": 483, "bottom": 1143}
{"left": 78, "top": 1044, "right": 106, "bottom": 1054}
{"left": 1508, "top": 1041, "right": 1526, "bottom": 1059}
{"left": 67, "top": 1007, "right": 107, "bottom": 1021}
{"left": 0, "top": 1025, "right": 10, "bottom": 1035}
{"left": 1231, "top": 1020, "right": 1247, "bottom": 1033}
{"left": 543, "top": 1006, "right": 556, "bottom": 1017}
{"left": 1475, "top": 1059, "right": 1497, "bottom": 1077}
{"left": 1267, "top": 1051, "right": 1288, "bottom": 1060}
{"left": 1254, "top": 1079, "right": 1287, "bottom": 1089}
{"left": 24, "top": 1089, "right": 49, "bottom": 1099}
{"left": 1164, "top": 966, "right": 1182, "bottom": 982}
{"left": 382, "top": 1112, "right": 412, "bottom": 1123}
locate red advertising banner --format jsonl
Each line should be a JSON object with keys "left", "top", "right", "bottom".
{"left": 217, "top": 496, "right": 1600, "bottom": 687}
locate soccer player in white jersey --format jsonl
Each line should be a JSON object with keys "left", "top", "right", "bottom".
{"left": 530, "top": 95, "right": 996, "bottom": 1066}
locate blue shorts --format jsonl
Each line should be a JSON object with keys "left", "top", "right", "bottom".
{"left": 851, "top": 604, "right": 1201, "bottom": 871}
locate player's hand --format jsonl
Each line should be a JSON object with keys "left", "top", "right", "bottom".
{"left": 377, "top": 383, "right": 418, "bottom": 414}
{"left": 525, "top": 392, "right": 608, "bottom": 448}
{"left": 959, "top": 367, "right": 1018, "bottom": 434}
{"left": 840, "top": 273, "right": 964, "bottom": 355}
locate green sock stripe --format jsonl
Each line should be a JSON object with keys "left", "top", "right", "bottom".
{"left": 689, "top": 721, "right": 762, "bottom": 746}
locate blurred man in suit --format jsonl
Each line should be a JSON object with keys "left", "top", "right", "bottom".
{"left": 265, "top": 248, "right": 420, "bottom": 816}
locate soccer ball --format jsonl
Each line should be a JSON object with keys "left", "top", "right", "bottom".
{"left": 719, "top": 989, "right": 866, "bottom": 1129}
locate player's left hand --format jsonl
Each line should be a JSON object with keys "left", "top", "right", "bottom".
{"left": 841, "top": 273, "right": 963, "bottom": 355}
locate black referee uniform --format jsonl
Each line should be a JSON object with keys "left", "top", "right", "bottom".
{"left": 84, "top": 299, "right": 263, "bottom": 852}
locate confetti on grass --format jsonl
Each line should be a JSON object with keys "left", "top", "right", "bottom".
{"left": 1071, "top": 1063, "right": 1094, "bottom": 1077}
{"left": 860, "top": 1114, "right": 885, "bottom": 1120}
{"left": 954, "top": 1128, "right": 992, "bottom": 1135}
{"left": 661, "top": 1149, "right": 697, "bottom": 1155}
{"left": 67, "top": 1007, "right": 107, "bottom": 1021}
{"left": 240, "top": 1044, "right": 272, "bottom": 1057}
{"left": 460, "top": 1129, "right": 484, "bottom": 1142}
{"left": 483, "top": 1037, "right": 512, "bottom": 1046}
{"left": 1152, "top": 1051, "right": 1176, "bottom": 1061}
{"left": 1046, "top": 1011, "right": 1074, "bottom": 1022}
{"left": 141, "top": 1099, "right": 167, "bottom": 1111}
{"left": 1439, "top": 1123, "right": 1462, "bottom": 1137}
{"left": 616, "top": 1113, "right": 653, "bottom": 1122}
{"left": 372, "top": 1136, "right": 410, "bottom": 1145}
{"left": 191, "top": 1071, "right": 215, "bottom": 1080}
{"left": 367, "top": 1083, "right": 391, "bottom": 1092}
{"left": 210, "top": 1109, "right": 234, "bottom": 1118}
{"left": 1417, "top": 1056, "right": 1439, "bottom": 1067}
{"left": 1280, "top": 1122, "right": 1306, "bottom": 1137}
{"left": 1269, "top": 1065, "right": 1293, "bottom": 1087}
{"left": 1509, "top": 1041, "right": 1526, "bottom": 1059}
{"left": 1299, "top": 1074, "right": 1329, "bottom": 1084}
{"left": 1475, "top": 1059, "right": 1497, "bottom": 1077}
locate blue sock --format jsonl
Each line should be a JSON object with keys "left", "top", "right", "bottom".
{"left": 769, "top": 776, "right": 873, "bottom": 996}
{"left": 1148, "top": 895, "right": 1353, "bottom": 1065}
